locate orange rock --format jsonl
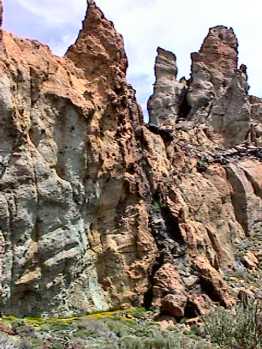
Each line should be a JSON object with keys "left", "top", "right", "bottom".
{"left": 194, "top": 256, "right": 235, "bottom": 308}
{"left": 187, "top": 294, "right": 213, "bottom": 316}
{"left": 161, "top": 293, "right": 187, "bottom": 318}
{"left": 152, "top": 263, "right": 185, "bottom": 307}
{"left": 0, "top": 0, "right": 261, "bottom": 318}
{"left": 0, "top": 323, "right": 15, "bottom": 336}
{"left": 242, "top": 252, "right": 259, "bottom": 270}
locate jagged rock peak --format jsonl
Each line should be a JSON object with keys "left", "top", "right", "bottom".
{"left": 148, "top": 25, "right": 253, "bottom": 146}
{"left": 66, "top": 0, "right": 128, "bottom": 78}
{"left": 192, "top": 25, "right": 238, "bottom": 77}
{"left": 184, "top": 25, "right": 252, "bottom": 146}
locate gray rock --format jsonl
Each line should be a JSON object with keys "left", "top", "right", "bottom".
{"left": 148, "top": 47, "right": 187, "bottom": 127}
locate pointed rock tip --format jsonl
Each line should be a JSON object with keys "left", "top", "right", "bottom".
{"left": 66, "top": 0, "right": 128, "bottom": 78}
{"left": 87, "top": 0, "right": 98, "bottom": 11}
{"left": 191, "top": 24, "right": 239, "bottom": 76}
{"left": 203, "top": 25, "right": 238, "bottom": 51}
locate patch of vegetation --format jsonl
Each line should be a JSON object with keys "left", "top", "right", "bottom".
{"left": 4, "top": 303, "right": 261, "bottom": 349}
{"left": 203, "top": 299, "right": 262, "bottom": 349}
{"left": 0, "top": 308, "right": 213, "bottom": 349}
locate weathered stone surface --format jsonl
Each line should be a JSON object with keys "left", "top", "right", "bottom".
{"left": 187, "top": 294, "right": 213, "bottom": 316}
{"left": 191, "top": 26, "right": 238, "bottom": 91}
{"left": 186, "top": 26, "right": 251, "bottom": 146}
{"left": 227, "top": 160, "right": 262, "bottom": 236}
{"left": 144, "top": 23, "right": 262, "bottom": 316}
{"left": 66, "top": 1, "right": 128, "bottom": 84}
{"left": 0, "top": 0, "right": 261, "bottom": 319}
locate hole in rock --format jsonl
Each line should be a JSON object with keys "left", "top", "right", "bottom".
{"left": 178, "top": 93, "right": 191, "bottom": 119}
{"left": 199, "top": 277, "right": 222, "bottom": 305}
{"left": 184, "top": 300, "right": 199, "bottom": 318}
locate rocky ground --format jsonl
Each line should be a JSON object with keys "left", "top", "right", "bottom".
{"left": 0, "top": 301, "right": 261, "bottom": 348}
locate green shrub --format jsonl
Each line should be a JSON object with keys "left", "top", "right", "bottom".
{"left": 203, "top": 299, "right": 262, "bottom": 348}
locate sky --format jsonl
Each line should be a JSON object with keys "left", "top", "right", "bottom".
{"left": 3, "top": 0, "right": 262, "bottom": 115}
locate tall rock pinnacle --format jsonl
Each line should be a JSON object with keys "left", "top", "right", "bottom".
{"left": 66, "top": 1, "right": 128, "bottom": 82}
{"left": 148, "top": 47, "right": 186, "bottom": 127}
{"left": 148, "top": 26, "right": 252, "bottom": 145}
{"left": 187, "top": 26, "right": 240, "bottom": 116}
{"left": 0, "top": 0, "right": 153, "bottom": 316}
{"left": 187, "top": 26, "right": 250, "bottom": 145}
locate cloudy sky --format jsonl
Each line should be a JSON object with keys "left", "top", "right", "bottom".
{"left": 4, "top": 0, "right": 262, "bottom": 114}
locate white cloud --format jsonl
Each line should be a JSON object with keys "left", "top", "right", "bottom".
{"left": 6, "top": 0, "right": 262, "bottom": 114}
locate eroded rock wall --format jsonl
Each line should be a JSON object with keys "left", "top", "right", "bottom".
{"left": 0, "top": 2, "right": 157, "bottom": 316}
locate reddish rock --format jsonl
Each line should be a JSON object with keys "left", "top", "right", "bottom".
{"left": 194, "top": 256, "right": 235, "bottom": 308}
{"left": 0, "top": 323, "right": 15, "bottom": 336}
{"left": 0, "top": 0, "right": 156, "bottom": 315}
{"left": 161, "top": 293, "right": 187, "bottom": 318}
{"left": 66, "top": 1, "right": 128, "bottom": 83}
{"left": 186, "top": 26, "right": 250, "bottom": 146}
{"left": 152, "top": 263, "right": 185, "bottom": 307}
{"left": 156, "top": 315, "right": 176, "bottom": 330}
{"left": 0, "top": 0, "right": 261, "bottom": 319}
{"left": 193, "top": 26, "right": 238, "bottom": 80}
{"left": 187, "top": 294, "right": 214, "bottom": 316}
{"left": 242, "top": 252, "right": 259, "bottom": 270}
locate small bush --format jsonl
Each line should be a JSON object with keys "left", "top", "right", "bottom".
{"left": 203, "top": 299, "right": 262, "bottom": 348}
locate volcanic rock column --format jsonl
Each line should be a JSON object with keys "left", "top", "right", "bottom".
{"left": 148, "top": 47, "right": 187, "bottom": 127}
{"left": 186, "top": 26, "right": 250, "bottom": 145}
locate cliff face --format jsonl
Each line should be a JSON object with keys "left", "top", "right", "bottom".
{"left": 0, "top": 1, "right": 156, "bottom": 316}
{"left": 0, "top": 1, "right": 261, "bottom": 317}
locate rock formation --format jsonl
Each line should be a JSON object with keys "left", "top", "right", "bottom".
{"left": 146, "top": 25, "right": 262, "bottom": 317}
{"left": 0, "top": 1, "right": 261, "bottom": 319}
{"left": 0, "top": 1, "right": 156, "bottom": 316}
{"left": 147, "top": 47, "right": 186, "bottom": 127}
